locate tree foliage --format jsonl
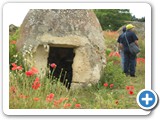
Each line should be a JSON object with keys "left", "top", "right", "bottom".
{"left": 132, "top": 15, "right": 145, "bottom": 22}
{"left": 94, "top": 9, "right": 132, "bottom": 31}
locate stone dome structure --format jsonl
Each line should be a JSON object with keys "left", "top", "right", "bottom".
{"left": 16, "top": 9, "right": 106, "bottom": 88}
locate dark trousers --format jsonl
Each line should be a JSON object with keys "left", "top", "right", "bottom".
{"left": 124, "top": 50, "right": 136, "bottom": 75}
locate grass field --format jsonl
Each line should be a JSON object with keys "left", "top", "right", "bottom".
{"left": 9, "top": 30, "right": 145, "bottom": 109}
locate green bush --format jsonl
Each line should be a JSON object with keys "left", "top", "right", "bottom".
{"left": 100, "top": 58, "right": 126, "bottom": 89}
{"left": 9, "top": 28, "right": 24, "bottom": 69}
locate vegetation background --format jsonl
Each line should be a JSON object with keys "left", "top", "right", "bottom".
{"left": 9, "top": 9, "right": 145, "bottom": 109}
{"left": 94, "top": 9, "right": 145, "bottom": 31}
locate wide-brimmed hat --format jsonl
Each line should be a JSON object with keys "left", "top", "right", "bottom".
{"left": 126, "top": 24, "right": 135, "bottom": 30}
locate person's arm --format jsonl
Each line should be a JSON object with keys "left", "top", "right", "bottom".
{"left": 132, "top": 32, "right": 139, "bottom": 47}
{"left": 135, "top": 40, "right": 139, "bottom": 47}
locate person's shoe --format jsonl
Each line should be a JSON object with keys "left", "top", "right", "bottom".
{"left": 130, "top": 74, "right": 136, "bottom": 77}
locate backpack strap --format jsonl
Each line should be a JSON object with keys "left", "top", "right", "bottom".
{"left": 124, "top": 32, "right": 130, "bottom": 48}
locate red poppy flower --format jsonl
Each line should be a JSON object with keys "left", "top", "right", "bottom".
{"left": 75, "top": 104, "right": 81, "bottom": 108}
{"left": 109, "top": 52, "right": 120, "bottom": 58}
{"left": 128, "top": 91, "right": 134, "bottom": 95}
{"left": 103, "top": 83, "right": 108, "bottom": 87}
{"left": 115, "top": 100, "right": 119, "bottom": 105}
{"left": 137, "top": 58, "right": 145, "bottom": 64}
{"left": 126, "top": 86, "right": 134, "bottom": 91}
{"left": 54, "top": 100, "right": 61, "bottom": 107}
{"left": 59, "top": 99, "right": 64, "bottom": 103}
{"left": 31, "top": 67, "right": 39, "bottom": 74}
{"left": 32, "top": 77, "right": 41, "bottom": 90}
{"left": 11, "top": 63, "right": 17, "bottom": 67}
{"left": 64, "top": 103, "right": 71, "bottom": 108}
{"left": 59, "top": 98, "right": 65, "bottom": 102}
{"left": 25, "top": 67, "right": 38, "bottom": 77}
{"left": 26, "top": 70, "right": 34, "bottom": 76}
{"left": 11, "top": 63, "right": 23, "bottom": 71}
{"left": 46, "top": 93, "right": 55, "bottom": 102}
{"left": 33, "top": 97, "right": 40, "bottom": 101}
{"left": 35, "top": 77, "right": 39, "bottom": 81}
{"left": 126, "top": 86, "right": 130, "bottom": 90}
{"left": 50, "top": 63, "right": 57, "bottom": 69}
{"left": 110, "top": 84, "right": 114, "bottom": 88}
{"left": 130, "top": 86, "right": 134, "bottom": 90}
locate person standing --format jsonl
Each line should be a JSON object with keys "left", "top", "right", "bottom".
{"left": 117, "top": 27, "right": 126, "bottom": 71}
{"left": 120, "top": 24, "right": 139, "bottom": 77}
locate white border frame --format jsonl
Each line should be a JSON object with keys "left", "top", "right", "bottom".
{"left": 3, "top": 2, "right": 151, "bottom": 115}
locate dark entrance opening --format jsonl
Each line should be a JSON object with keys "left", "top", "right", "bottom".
{"left": 47, "top": 47, "right": 75, "bottom": 89}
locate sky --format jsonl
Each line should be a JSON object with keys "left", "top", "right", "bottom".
{"left": 129, "top": 8, "right": 145, "bottom": 18}
{"left": 9, "top": 9, "right": 145, "bottom": 26}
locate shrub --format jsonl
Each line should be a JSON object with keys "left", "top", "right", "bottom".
{"left": 9, "top": 28, "right": 24, "bottom": 69}
{"left": 100, "top": 57, "right": 126, "bottom": 89}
